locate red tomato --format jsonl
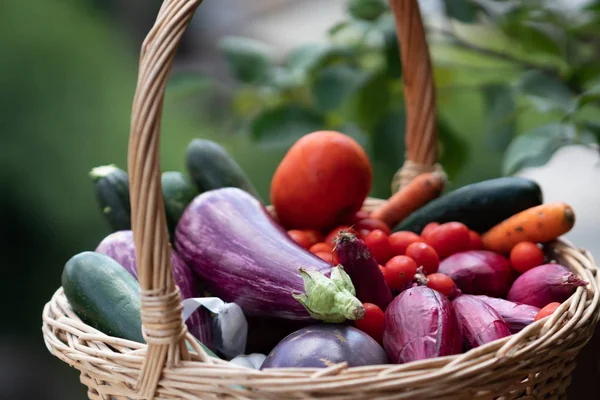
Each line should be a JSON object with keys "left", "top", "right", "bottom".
{"left": 426, "top": 222, "right": 470, "bottom": 259}
{"left": 314, "top": 251, "right": 337, "bottom": 265}
{"left": 534, "top": 302, "right": 561, "bottom": 322}
{"left": 468, "top": 230, "right": 483, "bottom": 250}
{"left": 510, "top": 242, "right": 545, "bottom": 274}
{"left": 304, "top": 229, "right": 324, "bottom": 246}
{"left": 288, "top": 230, "right": 312, "bottom": 249}
{"left": 355, "top": 218, "right": 391, "bottom": 235}
{"left": 388, "top": 231, "right": 421, "bottom": 256}
{"left": 364, "top": 230, "right": 393, "bottom": 264}
{"left": 309, "top": 242, "right": 333, "bottom": 254}
{"left": 421, "top": 222, "right": 440, "bottom": 241}
{"left": 426, "top": 273, "right": 456, "bottom": 297}
{"left": 354, "top": 303, "right": 385, "bottom": 344}
{"left": 351, "top": 210, "right": 371, "bottom": 223}
{"left": 357, "top": 229, "right": 371, "bottom": 240}
{"left": 324, "top": 225, "right": 356, "bottom": 245}
{"left": 405, "top": 242, "right": 439, "bottom": 274}
{"left": 384, "top": 256, "right": 418, "bottom": 290}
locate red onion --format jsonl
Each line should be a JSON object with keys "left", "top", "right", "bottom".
{"left": 472, "top": 295, "right": 539, "bottom": 333}
{"left": 438, "top": 250, "right": 514, "bottom": 298}
{"left": 452, "top": 295, "right": 511, "bottom": 349}
{"left": 507, "top": 263, "right": 587, "bottom": 308}
{"left": 383, "top": 286, "right": 462, "bottom": 364}
{"left": 335, "top": 231, "right": 393, "bottom": 310}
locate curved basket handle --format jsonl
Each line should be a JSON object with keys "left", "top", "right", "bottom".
{"left": 127, "top": 0, "right": 204, "bottom": 397}
{"left": 126, "top": 0, "right": 438, "bottom": 396}
{"left": 389, "top": 0, "right": 442, "bottom": 193}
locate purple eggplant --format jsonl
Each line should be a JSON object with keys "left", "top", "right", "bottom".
{"left": 261, "top": 324, "right": 388, "bottom": 369}
{"left": 507, "top": 263, "right": 587, "bottom": 308}
{"left": 383, "top": 286, "right": 462, "bottom": 364}
{"left": 472, "top": 295, "right": 539, "bottom": 333}
{"left": 438, "top": 250, "right": 514, "bottom": 298}
{"left": 175, "top": 188, "right": 364, "bottom": 322}
{"left": 452, "top": 295, "right": 511, "bottom": 349}
{"left": 95, "top": 230, "right": 213, "bottom": 348}
{"left": 334, "top": 231, "right": 393, "bottom": 310}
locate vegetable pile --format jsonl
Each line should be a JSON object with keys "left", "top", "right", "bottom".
{"left": 64, "top": 130, "right": 586, "bottom": 368}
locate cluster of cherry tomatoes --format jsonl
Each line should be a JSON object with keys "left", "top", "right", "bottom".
{"left": 286, "top": 211, "right": 549, "bottom": 344}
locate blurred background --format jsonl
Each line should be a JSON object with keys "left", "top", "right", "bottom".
{"left": 1, "top": 0, "right": 600, "bottom": 398}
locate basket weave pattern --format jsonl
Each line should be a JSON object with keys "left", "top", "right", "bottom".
{"left": 42, "top": 0, "right": 600, "bottom": 399}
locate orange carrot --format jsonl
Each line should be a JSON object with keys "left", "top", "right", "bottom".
{"left": 481, "top": 202, "right": 575, "bottom": 254}
{"left": 370, "top": 172, "right": 446, "bottom": 228}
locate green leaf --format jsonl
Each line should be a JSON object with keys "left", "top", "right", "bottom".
{"left": 438, "top": 118, "right": 469, "bottom": 180}
{"left": 443, "top": 0, "right": 478, "bottom": 23}
{"left": 341, "top": 69, "right": 391, "bottom": 131}
{"left": 165, "top": 73, "right": 211, "bottom": 99}
{"left": 482, "top": 84, "right": 516, "bottom": 151}
{"left": 582, "top": 120, "right": 600, "bottom": 144}
{"left": 469, "top": 0, "right": 522, "bottom": 20}
{"left": 501, "top": 123, "right": 594, "bottom": 176}
{"left": 518, "top": 70, "right": 575, "bottom": 113}
{"left": 379, "top": 15, "right": 402, "bottom": 78}
{"left": 313, "top": 66, "right": 366, "bottom": 112}
{"left": 249, "top": 104, "right": 325, "bottom": 147}
{"left": 501, "top": 18, "right": 565, "bottom": 59}
{"left": 370, "top": 109, "right": 406, "bottom": 198}
{"left": 284, "top": 43, "right": 356, "bottom": 76}
{"left": 347, "top": 0, "right": 388, "bottom": 22}
{"left": 575, "top": 83, "right": 600, "bottom": 109}
{"left": 218, "top": 36, "right": 275, "bottom": 84}
{"left": 337, "top": 122, "right": 371, "bottom": 153}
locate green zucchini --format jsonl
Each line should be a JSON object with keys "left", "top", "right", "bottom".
{"left": 392, "top": 177, "right": 543, "bottom": 234}
{"left": 62, "top": 251, "right": 219, "bottom": 358}
{"left": 161, "top": 171, "right": 198, "bottom": 237}
{"left": 185, "top": 139, "right": 263, "bottom": 202}
{"left": 90, "top": 164, "right": 131, "bottom": 232}
{"left": 62, "top": 251, "right": 143, "bottom": 342}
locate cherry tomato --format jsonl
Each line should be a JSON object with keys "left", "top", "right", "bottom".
{"left": 357, "top": 229, "right": 371, "bottom": 240}
{"left": 388, "top": 231, "right": 422, "bottom": 256}
{"left": 288, "top": 230, "right": 312, "bottom": 249}
{"left": 426, "top": 273, "right": 456, "bottom": 297}
{"left": 351, "top": 210, "right": 371, "bottom": 223}
{"left": 355, "top": 218, "right": 392, "bottom": 235}
{"left": 405, "top": 242, "right": 439, "bottom": 274}
{"left": 364, "top": 229, "right": 393, "bottom": 264}
{"left": 510, "top": 242, "right": 545, "bottom": 274}
{"left": 468, "top": 230, "right": 483, "bottom": 250}
{"left": 324, "top": 225, "right": 356, "bottom": 245}
{"left": 314, "top": 251, "right": 338, "bottom": 265}
{"left": 425, "top": 222, "right": 470, "bottom": 259}
{"left": 384, "top": 256, "right": 418, "bottom": 290}
{"left": 354, "top": 303, "right": 385, "bottom": 344}
{"left": 421, "top": 222, "right": 440, "bottom": 241}
{"left": 534, "top": 302, "right": 561, "bottom": 322}
{"left": 309, "top": 242, "right": 333, "bottom": 254}
{"left": 304, "top": 229, "right": 324, "bottom": 246}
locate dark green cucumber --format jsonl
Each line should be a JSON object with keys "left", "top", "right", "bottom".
{"left": 90, "top": 165, "right": 131, "bottom": 232}
{"left": 62, "top": 251, "right": 219, "bottom": 358}
{"left": 393, "top": 177, "right": 543, "bottom": 234}
{"left": 185, "top": 139, "right": 263, "bottom": 202}
{"left": 62, "top": 251, "right": 143, "bottom": 342}
{"left": 161, "top": 171, "right": 198, "bottom": 237}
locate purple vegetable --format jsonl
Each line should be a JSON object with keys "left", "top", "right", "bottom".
{"left": 507, "top": 263, "right": 587, "bottom": 308}
{"left": 95, "top": 230, "right": 213, "bottom": 348}
{"left": 452, "top": 295, "right": 511, "bottom": 349}
{"left": 472, "top": 295, "right": 539, "bottom": 333}
{"left": 334, "top": 231, "right": 393, "bottom": 310}
{"left": 383, "top": 286, "right": 462, "bottom": 364}
{"left": 175, "top": 188, "right": 364, "bottom": 322}
{"left": 261, "top": 324, "right": 388, "bottom": 369}
{"left": 438, "top": 250, "right": 514, "bottom": 298}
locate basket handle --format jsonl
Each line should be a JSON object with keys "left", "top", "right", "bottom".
{"left": 127, "top": 0, "right": 204, "bottom": 397}
{"left": 127, "top": 0, "right": 438, "bottom": 396}
{"left": 389, "top": 0, "right": 442, "bottom": 193}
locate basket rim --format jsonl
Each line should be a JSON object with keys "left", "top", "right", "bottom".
{"left": 42, "top": 237, "right": 600, "bottom": 398}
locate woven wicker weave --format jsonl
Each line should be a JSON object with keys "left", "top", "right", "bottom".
{"left": 42, "top": 0, "right": 600, "bottom": 399}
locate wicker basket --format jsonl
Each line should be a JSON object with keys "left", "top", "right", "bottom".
{"left": 42, "top": 0, "right": 600, "bottom": 399}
